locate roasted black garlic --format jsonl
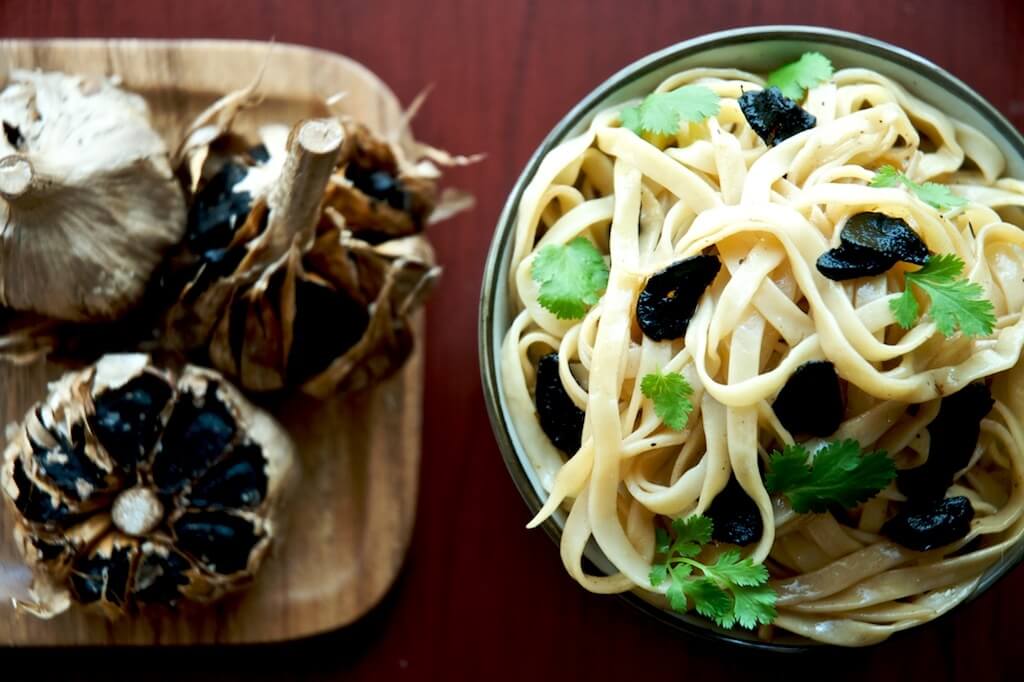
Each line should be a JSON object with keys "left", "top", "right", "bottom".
{"left": 159, "top": 85, "right": 468, "bottom": 396}
{"left": 1, "top": 353, "right": 295, "bottom": 619}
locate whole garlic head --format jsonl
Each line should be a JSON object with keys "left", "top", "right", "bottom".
{"left": 0, "top": 69, "right": 186, "bottom": 321}
{"left": 1, "top": 353, "right": 296, "bottom": 618}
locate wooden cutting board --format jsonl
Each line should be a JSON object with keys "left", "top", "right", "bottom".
{"left": 0, "top": 39, "right": 424, "bottom": 645}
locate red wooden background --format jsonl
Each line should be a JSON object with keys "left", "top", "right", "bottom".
{"left": 2, "top": 1, "right": 1024, "bottom": 680}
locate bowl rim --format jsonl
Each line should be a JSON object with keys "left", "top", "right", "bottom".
{"left": 478, "top": 24, "right": 1024, "bottom": 653}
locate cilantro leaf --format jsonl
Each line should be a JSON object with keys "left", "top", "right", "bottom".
{"left": 683, "top": 578, "right": 734, "bottom": 623}
{"left": 702, "top": 549, "right": 769, "bottom": 587}
{"left": 666, "top": 576, "right": 688, "bottom": 612}
{"left": 620, "top": 85, "right": 720, "bottom": 136}
{"left": 870, "top": 165, "right": 967, "bottom": 211}
{"left": 890, "top": 253, "right": 996, "bottom": 337}
{"left": 640, "top": 370, "right": 694, "bottom": 430}
{"left": 869, "top": 164, "right": 902, "bottom": 188}
{"left": 531, "top": 237, "right": 609, "bottom": 319}
{"left": 730, "top": 583, "right": 779, "bottom": 630}
{"left": 654, "top": 526, "right": 671, "bottom": 554}
{"left": 890, "top": 281, "right": 921, "bottom": 330}
{"left": 669, "top": 514, "right": 712, "bottom": 558}
{"left": 649, "top": 562, "right": 669, "bottom": 587}
{"left": 914, "top": 182, "right": 968, "bottom": 211}
{"left": 649, "top": 514, "right": 776, "bottom": 630}
{"left": 767, "top": 51, "right": 835, "bottom": 101}
{"left": 765, "top": 440, "right": 896, "bottom": 513}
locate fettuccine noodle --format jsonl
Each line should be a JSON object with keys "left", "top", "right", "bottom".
{"left": 500, "top": 65, "right": 1024, "bottom": 646}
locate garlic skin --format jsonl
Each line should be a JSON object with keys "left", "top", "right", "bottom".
{"left": 0, "top": 70, "right": 186, "bottom": 321}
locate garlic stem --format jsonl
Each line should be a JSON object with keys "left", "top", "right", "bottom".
{"left": 0, "top": 155, "right": 34, "bottom": 201}
{"left": 265, "top": 118, "right": 344, "bottom": 255}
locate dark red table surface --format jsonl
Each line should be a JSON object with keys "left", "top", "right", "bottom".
{"left": 3, "top": 1, "right": 1024, "bottom": 680}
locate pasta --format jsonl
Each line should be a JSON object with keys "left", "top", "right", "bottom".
{"left": 499, "top": 61, "right": 1024, "bottom": 646}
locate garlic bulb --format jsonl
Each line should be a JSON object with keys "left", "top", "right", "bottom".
{"left": 160, "top": 89, "right": 455, "bottom": 396}
{"left": 1, "top": 353, "right": 295, "bottom": 618}
{"left": 0, "top": 70, "right": 185, "bottom": 321}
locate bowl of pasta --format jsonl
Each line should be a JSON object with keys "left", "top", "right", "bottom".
{"left": 479, "top": 25, "right": 1024, "bottom": 649}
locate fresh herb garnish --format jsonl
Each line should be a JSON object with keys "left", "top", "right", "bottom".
{"left": 650, "top": 515, "right": 776, "bottom": 629}
{"left": 620, "top": 85, "right": 720, "bottom": 136}
{"left": 765, "top": 440, "right": 896, "bottom": 514}
{"left": 766, "top": 52, "right": 834, "bottom": 101}
{"left": 890, "top": 253, "right": 996, "bottom": 337}
{"left": 640, "top": 370, "right": 694, "bottom": 430}
{"left": 870, "top": 165, "right": 967, "bottom": 211}
{"left": 531, "top": 237, "right": 609, "bottom": 320}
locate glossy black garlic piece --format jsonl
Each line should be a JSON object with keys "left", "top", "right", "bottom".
{"left": 815, "top": 243, "right": 896, "bottom": 281}
{"left": 898, "top": 383, "right": 994, "bottom": 501}
{"left": 1, "top": 354, "right": 294, "bottom": 619}
{"left": 840, "top": 213, "right": 929, "bottom": 265}
{"left": 738, "top": 86, "right": 817, "bottom": 147}
{"left": 186, "top": 161, "right": 254, "bottom": 254}
{"left": 772, "top": 361, "right": 845, "bottom": 437}
{"left": 637, "top": 255, "right": 721, "bottom": 341}
{"left": 286, "top": 277, "right": 371, "bottom": 384}
{"left": 535, "top": 353, "right": 585, "bottom": 454}
{"left": 882, "top": 495, "right": 974, "bottom": 551}
{"left": 345, "top": 162, "right": 411, "bottom": 214}
{"left": 817, "top": 212, "right": 929, "bottom": 281}
{"left": 706, "top": 477, "right": 763, "bottom": 546}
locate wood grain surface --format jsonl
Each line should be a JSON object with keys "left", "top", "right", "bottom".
{"left": 0, "top": 40, "right": 425, "bottom": 645}
{"left": 2, "top": 0, "right": 1024, "bottom": 680}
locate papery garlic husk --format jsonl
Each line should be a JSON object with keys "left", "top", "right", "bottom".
{"left": 0, "top": 69, "right": 186, "bottom": 321}
{"left": 0, "top": 353, "right": 295, "bottom": 619}
{"left": 159, "top": 87, "right": 467, "bottom": 396}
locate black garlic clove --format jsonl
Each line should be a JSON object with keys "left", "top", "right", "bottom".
{"left": 151, "top": 385, "right": 237, "bottom": 494}
{"left": 898, "top": 384, "right": 994, "bottom": 501}
{"left": 637, "top": 255, "right": 721, "bottom": 341}
{"left": 535, "top": 353, "right": 585, "bottom": 454}
{"left": 69, "top": 540, "right": 136, "bottom": 608}
{"left": 29, "top": 420, "right": 113, "bottom": 504}
{"left": 816, "top": 212, "right": 930, "bottom": 282}
{"left": 89, "top": 371, "right": 173, "bottom": 476}
{"left": 882, "top": 495, "right": 974, "bottom": 551}
{"left": 186, "top": 441, "right": 268, "bottom": 510}
{"left": 247, "top": 144, "right": 271, "bottom": 164}
{"left": 739, "top": 86, "right": 817, "bottom": 147}
{"left": 131, "top": 543, "right": 193, "bottom": 607}
{"left": 345, "top": 163, "right": 412, "bottom": 213}
{"left": 816, "top": 243, "right": 898, "bottom": 281}
{"left": 186, "top": 161, "right": 254, "bottom": 253}
{"left": 9, "top": 458, "right": 80, "bottom": 527}
{"left": 706, "top": 477, "right": 763, "bottom": 545}
{"left": 772, "top": 361, "right": 845, "bottom": 437}
{"left": 32, "top": 536, "right": 73, "bottom": 562}
{"left": 172, "top": 510, "right": 263, "bottom": 576}
{"left": 286, "top": 278, "right": 370, "bottom": 384}
{"left": 840, "top": 212, "right": 929, "bottom": 266}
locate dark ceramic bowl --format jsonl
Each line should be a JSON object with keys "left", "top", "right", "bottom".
{"left": 479, "top": 25, "right": 1024, "bottom": 651}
